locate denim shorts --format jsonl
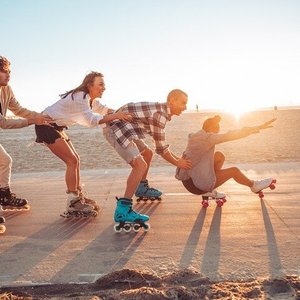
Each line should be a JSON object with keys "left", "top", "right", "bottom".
{"left": 103, "top": 126, "right": 149, "bottom": 163}
{"left": 35, "top": 123, "right": 69, "bottom": 144}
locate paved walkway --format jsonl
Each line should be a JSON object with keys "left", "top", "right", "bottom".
{"left": 0, "top": 162, "right": 299, "bottom": 286}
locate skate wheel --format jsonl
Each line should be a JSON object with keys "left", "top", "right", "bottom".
{"left": 114, "top": 224, "right": 122, "bottom": 233}
{"left": 202, "top": 200, "right": 209, "bottom": 208}
{"left": 222, "top": 197, "right": 227, "bottom": 203}
{"left": 24, "top": 204, "right": 30, "bottom": 211}
{"left": 133, "top": 224, "right": 141, "bottom": 232}
{"left": 272, "top": 179, "right": 277, "bottom": 184}
{"left": 91, "top": 210, "right": 98, "bottom": 217}
{"left": 143, "top": 223, "right": 150, "bottom": 232}
{"left": 124, "top": 224, "right": 131, "bottom": 232}
{"left": 0, "top": 225, "right": 6, "bottom": 234}
{"left": 269, "top": 184, "right": 276, "bottom": 190}
{"left": 94, "top": 205, "right": 101, "bottom": 212}
{"left": 258, "top": 191, "right": 264, "bottom": 199}
{"left": 216, "top": 200, "right": 224, "bottom": 207}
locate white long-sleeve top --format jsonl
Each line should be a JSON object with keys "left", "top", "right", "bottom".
{"left": 43, "top": 91, "right": 108, "bottom": 127}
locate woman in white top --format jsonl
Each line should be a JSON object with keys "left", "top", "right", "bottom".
{"left": 35, "top": 71, "right": 132, "bottom": 217}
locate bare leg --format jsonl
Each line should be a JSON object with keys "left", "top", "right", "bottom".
{"left": 124, "top": 156, "right": 147, "bottom": 198}
{"left": 140, "top": 148, "right": 153, "bottom": 180}
{"left": 214, "top": 151, "right": 225, "bottom": 171}
{"left": 214, "top": 167, "right": 253, "bottom": 189}
{"left": 66, "top": 140, "right": 81, "bottom": 189}
{"left": 46, "top": 138, "right": 79, "bottom": 193}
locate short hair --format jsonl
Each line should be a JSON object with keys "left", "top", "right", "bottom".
{"left": 167, "top": 89, "right": 188, "bottom": 102}
{"left": 0, "top": 56, "right": 10, "bottom": 72}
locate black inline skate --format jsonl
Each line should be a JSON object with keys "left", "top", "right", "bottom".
{"left": 0, "top": 216, "right": 6, "bottom": 234}
{"left": 0, "top": 187, "right": 30, "bottom": 211}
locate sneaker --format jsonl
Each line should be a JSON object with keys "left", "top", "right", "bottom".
{"left": 251, "top": 178, "right": 273, "bottom": 193}
{"left": 202, "top": 190, "right": 226, "bottom": 199}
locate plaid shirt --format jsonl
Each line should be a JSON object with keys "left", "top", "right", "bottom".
{"left": 109, "top": 102, "right": 172, "bottom": 155}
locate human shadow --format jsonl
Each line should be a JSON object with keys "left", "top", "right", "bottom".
{"left": 260, "top": 200, "right": 283, "bottom": 278}
{"left": 51, "top": 221, "right": 148, "bottom": 283}
{"left": 179, "top": 207, "right": 206, "bottom": 268}
{"left": 200, "top": 207, "right": 222, "bottom": 275}
{"left": 0, "top": 217, "right": 94, "bottom": 283}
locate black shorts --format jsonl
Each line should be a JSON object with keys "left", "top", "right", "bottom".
{"left": 182, "top": 178, "right": 205, "bottom": 195}
{"left": 35, "top": 123, "right": 69, "bottom": 144}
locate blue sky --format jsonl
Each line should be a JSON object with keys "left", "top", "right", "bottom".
{"left": 1, "top": 0, "right": 300, "bottom": 114}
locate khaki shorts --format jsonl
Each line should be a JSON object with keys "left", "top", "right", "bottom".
{"left": 103, "top": 127, "right": 150, "bottom": 163}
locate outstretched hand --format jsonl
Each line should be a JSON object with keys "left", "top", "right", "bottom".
{"left": 258, "top": 118, "right": 276, "bottom": 130}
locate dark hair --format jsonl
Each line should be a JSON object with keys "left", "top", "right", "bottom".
{"left": 202, "top": 115, "right": 221, "bottom": 131}
{"left": 0, "top": 56, "right": 11, "bottom": 72}
{"left": 60, "top": 71, "right": 103, "bottom": 99}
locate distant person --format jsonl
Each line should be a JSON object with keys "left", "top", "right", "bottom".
{"left": 35, "top": 71, "right": 132, "bottom": 217}
{"left": 104, "top": 89, "right": 192, "bottom": 231}
{"left": 0, "top": 56, "right": 52, "bottom": 212}
{"left": 176, "top": 115, "right": 276, "bottom": 200}
{"left": 196, "top": 104, "right": 199, "bottom": 112}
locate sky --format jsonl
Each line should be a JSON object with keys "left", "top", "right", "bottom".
{"left": 1, "top": 0, "right": 300, "bottom": 114}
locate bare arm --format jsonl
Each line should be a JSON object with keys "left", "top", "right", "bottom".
{"left": 98, "top": 111, "right": 133, "bottom": 124}
{"left": 161, "top": 150, "right": 192, "bottom": 169}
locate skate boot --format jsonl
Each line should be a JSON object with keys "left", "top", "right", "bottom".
{"left": 251, "top": 178, "right": 276, "bottom": 199}
{"left": 61, "top": 192, "right": 98, "bottom": 218}
{"left": 114, "top": 197, "right": 150, "bottom": 233}
{"left": 202, "top": 190, "right": 227, "bottom": 208}
{"left": 135, "top": 179, "right": 162, "bottom": 202}
{"left": 78, "top": 186, "right": 101, "bottom": 212}
{"left": 0, "top": 187, "right": 30, "bottom": 211}
{"left": 0, "top": 216, "right": 6, "bottom": 234}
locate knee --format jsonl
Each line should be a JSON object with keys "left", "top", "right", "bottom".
{"left": 142, "top": 148, "right": 153, "bottom": 160}
{"left": 65, "top": 155, "right": 79, "bottom": 167}
{"left": 231, "top": 167, "right": 240, "bottom": 175}
{"left": 215, "top": 151, "right": 225, "bottom": 162}
{"left": 131, "top": 156, "right": 148, "bottom": 173}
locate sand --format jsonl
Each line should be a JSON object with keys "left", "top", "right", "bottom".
{"left": 0, "top": 109, "right": 299, "bottom": 174}
{"left": 1, "top": 270, "right": 300, "bottom": 299}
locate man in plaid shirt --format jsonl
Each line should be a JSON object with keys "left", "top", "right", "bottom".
{"left": 104, "top": 89, "right": 192, "bottom": 228}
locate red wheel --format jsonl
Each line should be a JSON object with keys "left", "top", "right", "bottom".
{"left": 217, "top": 200, "right": 224, "bottom": 207}
{"left": 202, "top": 200, "right": 209, "bottom": 208}
{"left": 258, "top": 191, "right": 264, "bottom": 199}
{"left": 269, "top": 184, "right": 275, "bottom": 190}
{"left": 272, "top": 179, "right": 277, "bottom": 184}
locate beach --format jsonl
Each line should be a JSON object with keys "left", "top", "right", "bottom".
{"left": 0, "top": 109, "right": 299, "bottom": 174}
{"left": 0, "top": 109, "right": 299, "bottom": 299}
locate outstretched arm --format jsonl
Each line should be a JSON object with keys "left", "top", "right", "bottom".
{"left": 98, "top": 111, "right": 133, "bottom": 124}
{"left": 211, "top": 118, "right": 276, "bottom": 145}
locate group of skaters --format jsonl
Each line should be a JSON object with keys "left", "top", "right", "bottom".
{"left": 0, "top": 56, "right": 276, "bottom": 233}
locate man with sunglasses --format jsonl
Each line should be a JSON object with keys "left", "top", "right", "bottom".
{"left": 0, "top": 56, "right": 52, "bottom": 213}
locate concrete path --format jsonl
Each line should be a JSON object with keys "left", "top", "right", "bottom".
{"left": 0, "top": 162, "right": 299, "bottom": 286}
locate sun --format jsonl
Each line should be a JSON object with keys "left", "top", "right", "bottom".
{"left": 223, "top": 104, "right": 255, "bottom": 121}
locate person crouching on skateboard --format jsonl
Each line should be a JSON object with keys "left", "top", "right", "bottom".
{"left": 176, "top": 115, "right": 276, "bottom": 204}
